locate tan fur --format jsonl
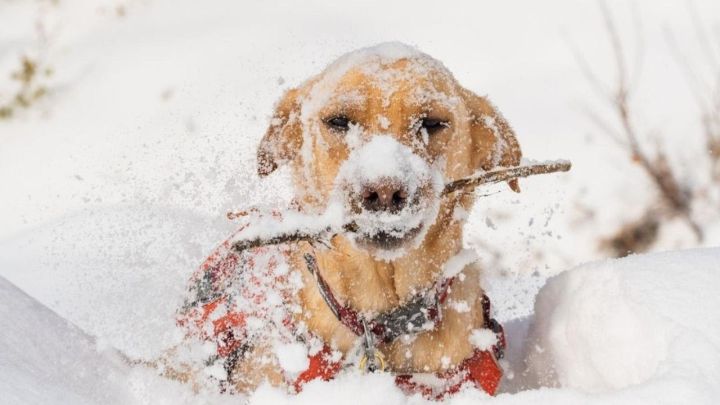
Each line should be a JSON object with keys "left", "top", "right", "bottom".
{"left": 186, "top": 48, "right": 522, "bottom": 391}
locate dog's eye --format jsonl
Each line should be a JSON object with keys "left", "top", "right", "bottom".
{"left": 325, "top": 115, "right": 351, "bottom": 131}
{"left": 420, "top": 118, "right": 448, "bottom": 134}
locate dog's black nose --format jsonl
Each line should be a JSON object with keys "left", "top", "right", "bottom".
{"left": 360, "top": 179, "right": 408, "bottom": 214}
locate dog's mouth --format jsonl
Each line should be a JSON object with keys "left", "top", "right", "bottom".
{"left": 355, "top": 223, "right": 424, "bottom": 251}
{"left": 347, "top": 203, "right": 435, "bottom": 259}
{"left": 339, "top": 184, "right": 441, "bottom": 259}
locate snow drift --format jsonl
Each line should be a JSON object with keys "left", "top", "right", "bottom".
{"left": 0, "top": 275, "right": 133, "bottom": 405}
{"left": 521, "top": 247, "right": 720, "bottom": 402}
{"left": 2, "top": 245, "right": 718, "bottom": 404}
{"left": 0, "top": 274, "right": 244, "bottom": 405}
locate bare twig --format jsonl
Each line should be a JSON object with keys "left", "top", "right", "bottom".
{"left": 577, "top": 1, "right": 703, "bottom": 242}
{"left": 600, "top": 1, "right": 629, "bottom": 97}
{"left": 231, "top": 222, "right": 358, "bottom": 253}
{"left": 230, "top": 161, "right": 571, "bottom": 254}
{"left": 601, "top": 210, "right": 660, "bottom": 257}
{"left": 442, "top": 161, "right": 572, "bottom": 195}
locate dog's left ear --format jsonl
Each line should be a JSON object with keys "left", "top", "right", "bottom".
{"left": 257, "top": 87, "right": 303, "bottom": 177}
{"left": 460, "top": 87, "right": 523, "bottom": 192}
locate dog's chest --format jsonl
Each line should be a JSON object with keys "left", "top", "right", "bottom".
{"left": 291, "top": 246, "right": 485, "bottom": 372}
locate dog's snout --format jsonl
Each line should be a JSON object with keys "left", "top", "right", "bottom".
{"left": 360, "top": 179, "right": 408, "bottom": 214}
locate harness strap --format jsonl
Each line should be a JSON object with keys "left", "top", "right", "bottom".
{"left": 293, "top": 300, "right": 506, "bottom": 399}
{"left": 299, "top": 252, "right": 506, "bottom": 399}
{"left": 395, "top": 294, "right": 506, "bottom": 398}
{"left": 292, "top": 345, "right": 342, "bottom": 393}
{"left": 303, "top": 253, "right": 452, "bottom": 344}
{"left": 394, "top": 348, "right": 503, "bottom": 399}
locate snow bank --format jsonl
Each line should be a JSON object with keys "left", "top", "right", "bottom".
{"left": 0, "top": 274, "right": 241, "bottom": 405}
{"left": 0, "top": 206, "right": 231, "bottom": 360}
{"left": 1, "top": 233, "right": 718, "bottom": 404}
{"left": 522, "top": 247, "right": 720, "bottom": 403}
{"left": 0, "top": 275, "right": 133, "bottom": 405}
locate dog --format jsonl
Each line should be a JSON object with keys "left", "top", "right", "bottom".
{"left": 171, "top": 42, "right": 522, "bottom": 398}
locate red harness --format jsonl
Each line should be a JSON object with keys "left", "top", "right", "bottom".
{"left": 295, "top": 258, "right": 505, "bottom": 398}
{"left": 177, "top": 219, "right": 505, "bottom": 399}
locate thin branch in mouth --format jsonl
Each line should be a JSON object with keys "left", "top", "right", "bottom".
{"left": 230, "top": 161, "right": 572, "bottom": 254}
{"left": 442, "top": 160, "right": 572, "bottom": 196}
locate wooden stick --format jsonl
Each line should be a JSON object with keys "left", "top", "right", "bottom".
{"left": 231, "top": 161, "right": 571, "bottom": 253}
{"left": 232, "top": 223, "right": 358, "bottom": 253}
{"left": 442, "top": 161, "right": 572, "bottom": 195}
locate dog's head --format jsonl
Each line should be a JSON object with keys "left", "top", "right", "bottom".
{"left": 257, "top": 43, "right": 521, "bottom": 258}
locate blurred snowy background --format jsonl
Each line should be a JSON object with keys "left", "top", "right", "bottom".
{"left": 1, "top": 0, "right": 719, "bottom": 404}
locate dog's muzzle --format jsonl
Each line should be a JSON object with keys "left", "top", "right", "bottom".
{"left": 347, "top": 176, "right": 425, "bottom": 250}
{"left": 334, "top": 135, "right": 442, "bottom": 255}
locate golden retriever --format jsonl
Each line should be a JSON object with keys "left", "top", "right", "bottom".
{"left": 170, "top": 42, "right": 522, "bottom": 397}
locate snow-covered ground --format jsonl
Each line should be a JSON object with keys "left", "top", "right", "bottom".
{"left": 1, "top": 0, "right": 719, "bottom": 403}
{"left": 3, "top": 247, "right": 719, "bottom": 404}
{"left": 0, "top": 275, "right": 135, "bottom": 405}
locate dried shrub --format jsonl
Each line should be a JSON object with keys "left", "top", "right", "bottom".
{"left": 0, "top": 55, "right": 51, "bottom": 120}
{"left": 601, "top": 211, "right": 660, "bottom": 257}
{"left": 572, "top": 1, "right": 712, "bottom": 256}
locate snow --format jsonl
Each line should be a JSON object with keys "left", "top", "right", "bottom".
{"left": 300, "top": 42, "right": 452, "bottom": 121}
{"left": 0, "top": 273, "right": 236, "bottom": 405}
{"left": 228, "top": 202, "right": 346, "bottom": 244}
{"left": 0, "top": 275, "right": 134, "bottom": 405}
{"left": 326, "top": 42, "right": 425, "bottom": 74}
{"left": 443, "top": 248, "right": 479, "bottom": 278}
{"left": 274, "top": 342, "right": 310, "bottom": 376}
{"left": 469, "top": 329, "right": 498, "bottom": 351}
{"left": 0, "top": 207, "right": 227, "bottom": 360}
{"left": 523, "top": 248, "right": 720, "bottom": 397}
{"left": 1, "top": 0, "right": 720, "bottom": 403}
{"left": 4, "top": 243, "right": 719, "bottom": 404}
{"left": 336, "top": 135, "right": 435, "bottom": 190}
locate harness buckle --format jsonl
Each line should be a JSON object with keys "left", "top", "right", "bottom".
{"left": 358, "top": 318, "right": 386, "bottom": 373}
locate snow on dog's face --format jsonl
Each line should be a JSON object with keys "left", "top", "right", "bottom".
{"left": 333, "top": 135, "right": 442, "bottom": 258}
{"left": 256, "top": 42, "right": 522, "bottom": 258}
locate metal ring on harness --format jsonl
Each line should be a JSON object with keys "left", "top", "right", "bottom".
{"left": 358, "top": 351, "right": 386, "bottom": 373}
{"left": 358, "top": 317, "right": 386, "bottom": 373}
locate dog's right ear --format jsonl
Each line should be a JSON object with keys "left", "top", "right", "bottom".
{"left": 257, "top": 88, "right": 303, "bottom": 177}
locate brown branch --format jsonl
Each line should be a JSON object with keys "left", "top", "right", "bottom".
{"left": 442, "top": 161, "right": 572, "bottom": 195}
{"left": 575, "top": 2, "right": 703, "bottom": 242}
{"left": 230, "top": 161, "right": 572, "bottom": 253}
{"left": 231, "top": 223, "right": 358, "bottom": 253}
